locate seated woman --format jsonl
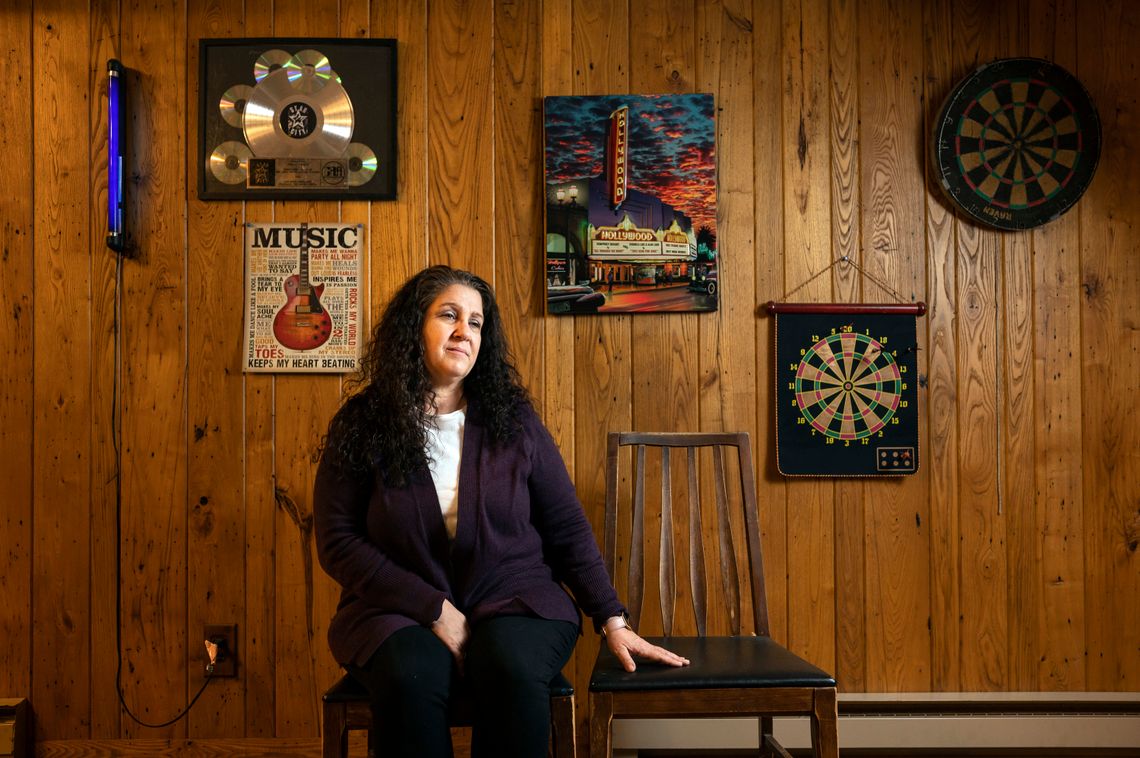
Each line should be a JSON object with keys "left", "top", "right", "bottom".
{"left": 314, "top": 265, "right": 687, "bottom": 758}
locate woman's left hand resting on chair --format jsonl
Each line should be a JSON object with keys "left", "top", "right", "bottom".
{"left": 602, "top": 615, "right": 690, "bottom": 673}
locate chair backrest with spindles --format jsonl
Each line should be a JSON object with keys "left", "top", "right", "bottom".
{"left": 602, "top": 431, "right": 770, "bottom": 639}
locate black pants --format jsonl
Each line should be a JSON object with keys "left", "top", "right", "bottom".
{"left": 347, "top": 616, "right": 578, "bottom": 758}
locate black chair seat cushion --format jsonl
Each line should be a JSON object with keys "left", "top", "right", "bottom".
{"left": 590, "top": 636, "right": 836, "bottom": 692}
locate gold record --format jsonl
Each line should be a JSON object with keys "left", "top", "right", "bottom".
{"left": 243, "top": 68, "right": 354, "bottom": 158}
{"left": 218, "top": 84, "right": 253, "bottom": 128}
{"left": 344, "top": 143, "right": 377, "bottom": 186}
{"left": 253, "top": 49, "right": 292, "bottom": 83}
{"left": 208, "top": 141, "right": 253, "bottom": 184}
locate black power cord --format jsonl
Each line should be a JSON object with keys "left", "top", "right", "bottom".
{"left": 111, "top": 251, "right": 215, "bottom": 728}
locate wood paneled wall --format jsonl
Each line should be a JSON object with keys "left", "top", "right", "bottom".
{"left": 1, "top": 0, "right": 1137, "bottom": 744}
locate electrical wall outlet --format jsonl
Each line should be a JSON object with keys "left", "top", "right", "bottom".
{"left": 202, "top": 623, "right": 237, "bottom": 677}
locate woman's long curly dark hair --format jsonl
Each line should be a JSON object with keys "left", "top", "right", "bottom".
{"left": 322, "top": 265, "right": 529, "bottom": 484}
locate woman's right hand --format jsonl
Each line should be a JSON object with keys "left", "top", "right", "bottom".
{"left": 431, "top": 599, "right": 469, "bottom": 663}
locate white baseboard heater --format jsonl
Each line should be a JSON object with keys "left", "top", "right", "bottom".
{"left": 612, "top": 692, "right": 1140, "bottom": 754}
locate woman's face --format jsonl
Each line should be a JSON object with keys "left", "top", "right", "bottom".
{"left": 421, "top": 283, "right": 484, "bottom": 393}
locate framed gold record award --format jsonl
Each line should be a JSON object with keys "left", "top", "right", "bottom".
{"left": 198, "top": 39, "right": 396, "bottom": 200}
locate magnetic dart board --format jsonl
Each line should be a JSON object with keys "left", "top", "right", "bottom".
{"left": 933, "top": 57, "right": 1100, "bottom": 231}
{"left": 769, "top": 303, "right": 924, "bottom": 477}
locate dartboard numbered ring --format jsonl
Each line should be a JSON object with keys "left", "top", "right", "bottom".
{"left": 933, "top": 57, "right": 1100, "bottom": 231}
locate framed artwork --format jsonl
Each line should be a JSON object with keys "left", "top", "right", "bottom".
{"left": 199, "top": 38, "right": 396, "bottom": 200}
{"left": 543, "top": 94, "right": 718, "bottom": 314}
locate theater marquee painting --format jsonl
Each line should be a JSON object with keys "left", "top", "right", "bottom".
{"left": 543, "top": 94, "right": 718, "bottom": 314}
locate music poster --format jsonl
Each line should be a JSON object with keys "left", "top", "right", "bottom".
{"left": 243, "top": 222, "right": 363, "bottom": 373}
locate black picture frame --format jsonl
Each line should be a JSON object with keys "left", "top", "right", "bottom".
{"left": 198, "top": 38, "right": 397, "bottom": 201}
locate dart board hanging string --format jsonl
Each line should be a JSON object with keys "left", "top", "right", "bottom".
{"left": 777, "top": 255, "right": 912, "bottom": 304}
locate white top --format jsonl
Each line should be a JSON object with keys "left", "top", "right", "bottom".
{"left": 425, "top": 407, "right": 465, "bottom": 539}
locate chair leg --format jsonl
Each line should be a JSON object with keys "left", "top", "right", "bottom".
{"left": 810, "top": 687, "right": 839, "bottom": 758}
{"left": 589, "top": 691, "right": 613, "bottom": 758}
{"left": 322, "top": 701, "right": 349, "bottom": 758}
{"left": 550, "top": 693, "right": 577, "bottom": 758}
{"left": 758, "top": 716, "right": 774, "bottom": 758}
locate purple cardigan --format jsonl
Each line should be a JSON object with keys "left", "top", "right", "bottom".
{"left": 314, "top": 401, "right": 624, "bottom": 666}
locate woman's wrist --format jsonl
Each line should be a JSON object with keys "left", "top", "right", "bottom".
{"left": 601, "top": 612, "right": 632, "bottom": 637}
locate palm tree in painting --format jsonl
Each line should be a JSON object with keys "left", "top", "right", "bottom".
{"left": 695, "top": 225, "right": 716, "bottom": 261}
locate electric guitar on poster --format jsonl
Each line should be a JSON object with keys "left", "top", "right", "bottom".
{"left": 273, "top": 225, "right": 333, "bottom": 351}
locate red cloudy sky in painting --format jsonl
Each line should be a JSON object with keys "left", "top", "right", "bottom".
{"left": 544, "top": 94, "right": 717, "bottom": 232}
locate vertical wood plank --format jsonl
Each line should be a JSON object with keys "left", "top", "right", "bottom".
{"left": 1025, "top": 0, "right": 1086, "bottom": 693}
{"left": 827, "top": 0, "right": 865, "bottom": 692}
{"left": 330, "top": 0, "right": 378, "bottom": 715}
{"left": 781, "top": 0, "right": 835, "bottom": 671}
{"left": 338, "top": 0, "right": 373, "bottom": 264}
{"left": 240, "top": 2, "right": 278, "bottom": 739}
{"left": 629, "top": 0, "right": 700, "bottom": 639}
{"left": 540, "top": 0, "right": 576, "bottom": 466}
{"left": 857, "top": 0, "right": 931, "bottom": 693}
{"left": 340, "top": 0, "right": 370, "bottom": 38}
{"left": 185, "top": 0, "right": 247, "bottom": 737}
{"left": 952, "top": 0, "right": 1008, "bottom": 693}
{"left": 538, "top": 0, "right": 576, "bottom": 463}
{"left": 695, "top": 0, "right": 759, "bottom": 636}
{"left": 493, "top": 0, "right": 545, "bottom": 397}
{"left": 954, "top": 204, "right": 1008, "bottom": 693}
{"left": 570, "top": 0, "right": 634, "bottom": 504}
{"left": 1003, "top": 222, "right": 1040, "bottom": 692}
{"left": 988, "top": 0, "right": 1041, "bottom": 695}
{"left": 427, "top": 0, "right": 494, "bottom": 276}
{"left": 539, "top": 0, "right": 585, "bottom": 742}
{"left": 629, "top": 0, "right": 700, "bottom": 440}
{"left": 370, "top": 0, "right": 429, "bottom": 319}
{"left": 569, "top": 0, "right": 633, "bottom": 741}
{"left": 271, "top": 0, "right": 342, "bottom": 738}
{"left": 302, "top": 0, "right": 376, "bottom": 722}
{"left": 321, "top": 0, "right": 374, "bottom": 716}
{"left": 0, "top": 0, "right": 34, "bottom": 705}
{"left": 32, "top": 1, "right": 93, "bottom": 739}
{"left": 922, "top": 0, "right": 961, "bottom": 693}
{"left": 244, "top": 362, "right": 277, "bottom": 742}
{"left": 829, "top": 0, "right": 859, "bottom": 308}
{"left": 117, "top": 0, "right": 189, "bottom": 736}
{"left": 753, "top": 0, "right": 788, "bottom": 646}
{"left": 244, "top": 356, "right": 277, "bottom": 740}
{"left": 88, "top": 0, "right": 122, "bottom": 737}
{"left": 1077, "top": 0, "right": 1140, "bottom": 692}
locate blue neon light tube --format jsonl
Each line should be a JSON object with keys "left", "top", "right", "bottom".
{"left": 107, "top": 59, "right": 124, "bottom": 252}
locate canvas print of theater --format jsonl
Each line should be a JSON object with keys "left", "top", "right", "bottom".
{"left": 543, "top": 94, "right": 718, "bottom": 314}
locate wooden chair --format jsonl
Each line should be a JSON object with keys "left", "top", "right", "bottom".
{"left": 589, "top": 432, "right": 838, "bottom": 758}
{"left": 322, "top": 671, "right": 576, "bottom": 757}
